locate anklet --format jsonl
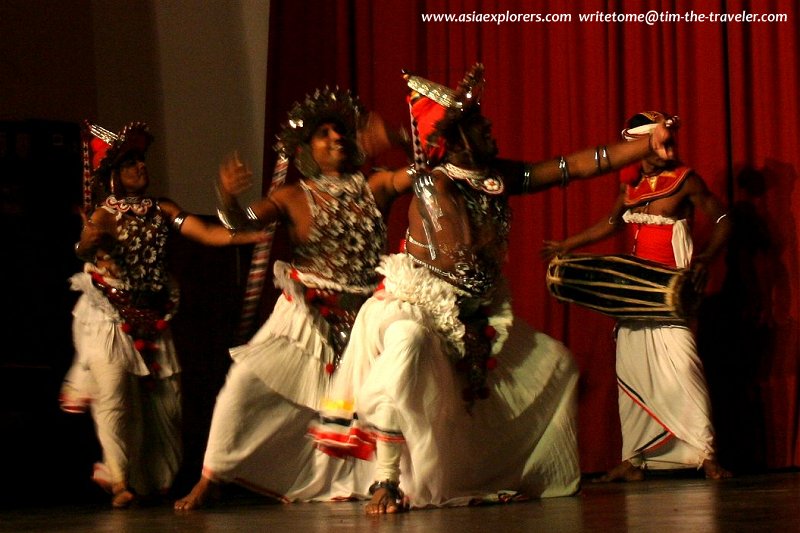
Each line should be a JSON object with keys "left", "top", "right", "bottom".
{"left": 369, "top": 479, "right": 404, "bottom": 503}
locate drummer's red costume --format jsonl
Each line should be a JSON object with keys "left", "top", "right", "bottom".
{"left": 624, "top": 166, "right": 694, "bottom": 267}
{"left": 542, "top": 111, "right": 731, "bottom": 480}
{"left": 607, "top": 112, "right": 730, "bottom": 477}
{"left": 617, "top": 165, "right": 718, "bottom": 471}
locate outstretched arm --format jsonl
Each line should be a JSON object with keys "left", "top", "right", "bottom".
{"left": 520, "top": 122, "right": 674, "bottom": 193}
{"left": 159, "top": 199, "right": 266, "bottom": 246}
{"left": 541, "top": 184, "right": 627, "bottom": 260}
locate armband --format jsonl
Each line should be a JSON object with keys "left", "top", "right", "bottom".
{"left": 521, "top": 163, "right": 533, "bottom": 193}
{"left": 171, "top": 211, "right": 188, "bottom": 232}
{"left": 558, "top": 156, "right": 570, "bottom": 187}
{"left": 411, "top": 169, "right": 443, "bottom": 260}
{"left": 594, "top": 145, "right": 610, "bottom": 173}
{"left": 74, "top": 241, "right": 95, "bottom": 262}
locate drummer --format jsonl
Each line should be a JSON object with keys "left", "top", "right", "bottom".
{"left": 541, "top": 111, "right": 732, "bottom": 481}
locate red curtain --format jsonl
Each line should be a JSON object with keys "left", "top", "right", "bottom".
{"left": 265, "top": 0, "right": 800, "bottom": 473}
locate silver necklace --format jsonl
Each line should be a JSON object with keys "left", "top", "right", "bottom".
{"left": 442, "top": 162, "right": 486, "bottom": 180}
{"left": 439, "top": 163, "right": 504, "bottom": 194}
{"left": 307, "top": 172, "right": 355, "bottom": 197}
{"left": 106, "top": 195, "right": 153, "bottom": 215}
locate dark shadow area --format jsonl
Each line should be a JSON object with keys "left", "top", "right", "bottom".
{"left": 0, "top": 120, "right": 99, "bottom": 508}
{"left": 697, "top": 162, "right": 797, "bottom": 474}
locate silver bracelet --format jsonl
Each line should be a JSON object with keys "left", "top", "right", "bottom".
{"left": 246, "top": 206, "right": 260, "bottom": 224}
{"left": 74, "top": 241, "right": 94, "bottom": 262}
{"left": 558, "top": 156, "right": 570, "bottom": 187}
{"left": 215, "top": 179, "right": 258, "bottom": 230}
{"left": 594, "top": 145, "right": 610, "bottom": 173}
{"left": 522, "top": 163, "right": 533, "bottom": 192}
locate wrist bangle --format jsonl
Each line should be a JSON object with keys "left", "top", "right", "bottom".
{"left": 594, "top": 145, "right": 610, "bottom": 173}
{"left": 558, "top": 156, "right": 570, "bottom": 187}
{"left": 521, "top": 163, "right": 533, "bottom": 193}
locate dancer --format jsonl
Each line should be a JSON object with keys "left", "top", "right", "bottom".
{"left": 310, "top": 65, "right": 678, "bottom": 513}
{"left": 174, "top": 87, "right": 412, "bottom": 510}
{"left": 61, "top": 121, "right": 266, "bottom": 508}
{"left": 541, "top": 111, "right": 733, "bottom": 481}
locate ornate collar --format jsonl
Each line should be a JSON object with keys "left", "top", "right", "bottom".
{"left": 439, "top": 163, "right": 504, "bottom": 195}
{"left": 624, "top": 166, "right": 692, "bottom": 207}
{"left": 105, "top": 195, "right": 154, "bottom": 215}
{"left": 305, "top": 172, "right": 357, "bottom": 197}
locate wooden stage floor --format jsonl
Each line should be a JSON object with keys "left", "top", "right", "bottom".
{"left": 1, "top": 471, "right": 798, "bottom": 532}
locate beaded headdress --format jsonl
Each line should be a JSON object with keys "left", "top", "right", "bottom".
{"left": 274, "top": 86, "right": 364, "bottom": 175}
{"left": 233, "top": 88, "right": 365, "bottom": 339}
{"left": 405, "top": 62, "right": 484, "bottom": 110}
{"left": 81, "top": 120, "right": 153, "bottom": 212}
{"left": 404, "top": 63, "right": 486, "bottom": 165}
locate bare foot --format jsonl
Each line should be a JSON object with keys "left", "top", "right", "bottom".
{"left": 365, "top": 487, "right": 409, "bottom": 515}
{"left": 111, "top": 483, "right": 136, "bottom": 509}
{"left": 594, "top": 460, "right": 645, "bottom": 483}
{"left": 702, "top": 459, "right": 733, "bottom": 480}
{"left": 174, "top": 477, "right": 221, "bottom": 511}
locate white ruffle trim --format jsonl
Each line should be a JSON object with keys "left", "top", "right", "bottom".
{"left": 377, "top": 254, "right": 513, "bottom": 358}
{"left": 66, "top": 272, "right": 181, "bottom": 381}
{"left": 231, "top": 262, "right": 356, "bottom": 410}
{"left": 378, "top": 254, "right": 466, "bottom": 356}
{"left": 231, "top": 333, "right": 333, "bottom": 410}
{"left": 231, "top": 295, "right": 334, "bottom": 409}
{"left": 623, "top": 210, "right": 678, "bottom": 225}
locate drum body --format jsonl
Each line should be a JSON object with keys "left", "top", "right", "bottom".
{"left": 546, "top": 254, "right": 699, "bottom": 320}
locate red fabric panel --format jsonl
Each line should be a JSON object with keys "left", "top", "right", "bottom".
{"left": 631, "top": 224, "right": 678, "bottom": 267}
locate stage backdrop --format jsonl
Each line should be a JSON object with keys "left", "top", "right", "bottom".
{"left": 262, "top": 0, "right": 799, "bottom": 474}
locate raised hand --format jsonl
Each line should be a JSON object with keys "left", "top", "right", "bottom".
{"left": 219, "top": 151, "right": 254, "bottom": 197}
{"left": 649, "top": 116, "right": 680, "bottom": 160}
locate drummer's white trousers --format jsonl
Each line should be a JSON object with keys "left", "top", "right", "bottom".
{"left": 615, "top": 322, "right": 717, "bottom": 469}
